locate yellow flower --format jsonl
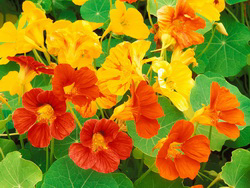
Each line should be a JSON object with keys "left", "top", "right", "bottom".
{"left": 152, "top": 59, "right": 194, "bottom": 111}
{"left": 97, "top": 40, "right": 151, "bottom": 96}
{"left": 187, "top": 0, "right": 225, "bottom": 22}
{"left": 46, "top": 20, "right": 102, "bottom": 69}
{"left": 102, "top": 0, "right": 150, "bottom": 40}
{"left": 72, "top": 0, "right": 89, "bottom": 6}
{"left": 171, "top": 46, "right": 198, "bottom": 67}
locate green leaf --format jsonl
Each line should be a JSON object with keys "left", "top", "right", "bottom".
{"left": 225, "top": 126, "right": 250, "bottom": 148}
{"left": 58, "top": 10, "right": 77, "bottom": 22}
{"left": 190, "top": 74, "right": 250, "bottom": 151}
{"left": 196, "top": 15, "right": 250, "bottom": 77}
{"left": 135, "top": 172, "right": 185, "bottom": 188}
{"left": 80, "top": 0, "right": 110, "bottom": 23}
{"left": 0, "top": 114, "right": 12, "bottom": 130}
{"left": 127, "top": 97, "right": 184, "bottom": 157}
{"left": 0, "top": 151, "right": 42, "bottom": 188}
{"left": 226, "top": 0, "right": 247, "bottom": 5}
{"left": 52, "top": 0, "right": 74, "bottom": 10}
{"left": 148, "top": 0, "right": 176, "bottom": 17}
{"left": 221, "top": 149, "right": 250, "bottom": 188}
{"left": 0, "top": 61, "right": 19, "bottom": 79}
{"left": 29, "top": 0, "right": 52, "bottom": 12}
{"left": 0, "top": 139, "right": 17, "bottom": 161}
{"left": 42, "top": 156, "right": 125, "bottom": 187}
{"left": 111, "top": 173, "right": 133, "bottom": 188}
{"left": 31, "top": 74, "right": 51, "bottom": 88}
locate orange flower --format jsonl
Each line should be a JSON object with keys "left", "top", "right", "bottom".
{"left": 191, "top": 82, "right": 246, "bottom": 139}
{"left": 191, "top": 185, "right": 203, "bottom": 188}
{"left": 52, "top": 64, "right": 99, "bottom": 107}
{"left": 111, "top": 81, "right": 164, "bottom": 138}
{"left": 120, "top": 0, "right": 138, "bottom": 3}
{"left": 155, "top": 120, "right": 210, "bottom": 180}
{"left": 157, "top": 0, "right": 205, "bottom": 49}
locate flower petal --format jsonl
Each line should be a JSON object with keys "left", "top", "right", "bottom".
{"left": 50, "top": 112, "right": 75, "bottom": 140}
{"left": 156, "top": 157, "right": 179, "bottom": 180}
{"left": 69, "top": 143, "right": 96, "bottom": 169}
{"left": 182, "top": 135, "right": 210, "bottom": 163}
{"left": 80, "top": 119, "right": 98, "bottom": 147}
{"left": 219, "top": 108, "right": 246, "bottom": 126}
{"left": 12, "top": 108, "right": 37, "bottom": 134}
{"left": 135, "top": 116, "right": 160, "bottom": 139}
{"left": 169, "top": 120, "right": 194, "bottom": 143}
{"left": 175, "top": 155, "right": 200, "bottom": 180}
{"left": 216, "top": 122, "right": 240, "bottom": 139}
{"left": 108, "top": 132, "right": 133, "bottom": 160}
{"left": 27, "top": 123, "right": 51, "bottom": 148}
{"left": 22, "top": 88, "right": 43, "bottom": 112}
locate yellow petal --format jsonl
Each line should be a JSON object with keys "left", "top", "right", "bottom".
{"left": 72, "top": 0, "right": 89, "bottom": 6}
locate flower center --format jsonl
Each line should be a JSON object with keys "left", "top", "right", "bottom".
{"left": 37, "top": 104, "right": 54, "bottom": 123}
{"left": 64, "top": 82, "right": 78, "bottom": 96}
{"left": 92, "top": 132, "right": 108, "bottom": 152}
{"left": 214, "top": 0, "right": 219, "bottom": 5}
{"left": 167, "top": 142, "right": 183, "bottom": 159}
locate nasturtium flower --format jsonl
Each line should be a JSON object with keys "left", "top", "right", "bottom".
{"left": 120, "top": 0, "right": 138, "bottom": 3}
{"left": 97, "top": 40, "right": 151, "bottom": 96}
{"left": 111, "top": 81, "right": 164, "bottom": 138}
{"left": 52, "top": 64, "right": 100, "bottom": 107}
{"left": 171, "top": 46, "right": 198, "bottom": 67}
{"left": 155, "top": 120, "right": 210, "bottom": 180}
{"left": 12, "top": 89, "right": 75, "bottom": 148}
{"left": 152, "top": 59, "right": 194, "bottom": 112}
{"left": 157, "top": 0, "right": 206, "bottom": 49}
{"left": 187, "top": 0, "right": 225, "bottom": 22}
{"left": 72, "top": 0, "right": 88, "bottom": 6}
{"left": 191, "top": 82, "right": 246, "bottom": 139}
{"left": 46, "top": 20, "right": 102, "bottom": 69}
{"left": 0, "top": 56, "right": 52, "bottom": 96}
{"left": 102, "top": 0, "right": 150, "bottom": 40}
{"left": 69, "top": 119, "right": 133, "bottom": 173}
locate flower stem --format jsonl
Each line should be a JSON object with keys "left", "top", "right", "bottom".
{"left": 138, "top": 154, "right": 144, "bottom": 177}
{"left": 46, "top": 146, "right": 49, "bottom": 171}
{"left": 0, "top": 148, "right": 4, "bottom": 159}
{"left": 225, "top": 7, "right": 240, "bottom": 23}
{"left": 0, "top": 132, "right": 19, "bottom": 137}
{"left": 0, "top": 108, "right": 10, "bottom": 140}
{"left": 193, "top": 122, "right": 199, "bottom": 136}
{"left": 207, "top": 173, "right": 221, "bottom": 188}
{"left": 197, "top": 25, "right": 215, "bottom": 59}
{"left": 50, "top": 138, "right": 54, "bottom": 166}
{"left": 107, "top": 33, "right": 112, "bottom": 53}
{"left": 96, "top": 102, "right": 105, "bottom": 119}
{"left": 67, "top": 103, "right": 82, "bottom": 129}
{"left": 147, "top": 0, "right": 156, "bottom": 33}
{"left": 134, "top": 163, "right": 155, "bottom": 186}
{"left": 33, "top": 49, "right": 46, "bottom": 65}
{"left": 109, "top": 0, "right": 112, "bottom": 9}
{"left": 208, "top": 126, "right": 213, "bottom": 141}
{"left": 240, "top": 3, "right": 245, "bottom": 24}
{"left": 20, "top": 134, "right": 25, "bottom": 149}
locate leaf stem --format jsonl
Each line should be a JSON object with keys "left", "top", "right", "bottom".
{"left": 50, "top": 138, "right": 54, "bottom": 166}
{"left": 0, "top": 108, "right": 10, "bottom": 140}
{"left": 207, "top": 173, "right": 221, "bottom": 188}
{"left": 208, "top": 126, "right": 213, "bottom": 141}
{"left": 240, "top": 2, "right": 245, "bottom": 24}
{"left": 138, "top": 154, "right": 144, "bottom": 177}
{"left": 0, "top": 148, "right": 4, "bottom": 159}
{"left": 33, "top": 49, "right": 46, "bottom": 65}
{"left": 225, "top": 7, "right": 240, "bottom": 23}
{"left": 107, "top": 33, "right": 112, "bottom": 54}
{"left": 197, "top": 25, "right": 215, "bottom": 59}
{"left": 67, "top": 103, "right": 82, "bottom": 129}
{"left": 20, "top": 134, "right": 25, "bottom": 149}
{"left": 0, "top": 132, "right": 19, "bottom": 137}
{"left": 96, "top": 102, "right": 105, "bottom": 119}
{"left": 46, "top": 146, "right": 49, "bottom": 171}
{"left": 109, "top": 0, "right": 112, "bottom": 9}
{"left": 193, "top": 122, "right": 199, "bottom": 136}
{"left": 134, "top": 163, "right": 155, "bottom": 186}
{"left": 147, "top": 0, "right": 156, "bottom": 33}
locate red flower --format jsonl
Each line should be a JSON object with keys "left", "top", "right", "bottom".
{"left": 69, "top": 119, "right": 133, "bottom": 173}
{"left": 12, "top": 88, "right": 75, "bottom": 148}
{"left": 52, "top": 64, "right": 100, "bottom": 106}
{"left": 156, "top": 120, "right": 210, "bottom": 180}
{"left": 120, "top": 0, "right": 137, "bottom": 4}
{"left": 8, "top": 56, "right": 54, "bottom": 75}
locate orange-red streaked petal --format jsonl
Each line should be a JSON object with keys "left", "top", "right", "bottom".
{"left": 50, "top": 112, "right": 75, "bottom": 140}
{"left": 69, "top": 143, "right": 97, "bottom": 169}
{"left": 169, "top": 120, "right": 194, "bottom": 143}
{"left": 80, "top": 119, "right": 98, "bottom": 147}
{"left": 136, "top": 116, "right": 160, "bottom": 139}
{"left": 156, "top": 157, "right": 179, "bottom": 180}
{"left": 108, "top": 131, "right": 133, "bottom": 160}
{"left": 27, "top": 122, "right": 51, "bottom": 148}
{"left": 22, "top": 88, "right": 43, "bottom": 112}
{"left": 174, "top": 155, "right": 200, "bottom": 180}
{"left": 210, "top": 82, "right": 220, "bottom": 110}
{"left": 219, "top": 108, "right": 246, "bottom": 126}
{"left": 12, "top": 108, "right": 37, "bottom": 134}
{"left": 216, "top": 122, "right": 240, "bottom": 139}
{"left": 181, "top": 135, "right": 210, "bottom": 163}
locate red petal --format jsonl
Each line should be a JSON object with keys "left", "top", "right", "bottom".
{"left": 108, "top": 132, "right": 133, "bottom": 160}
{"left": 69, "top": 143, "right": 96, "bottom": 169}
{"left": 182, "top": 135, "right": 210, "bottom": 163}
{"left": 27, "top": 123, "right": 51, "bottom": 148}
{"left": 141, "top": 102, "right": 164, "bottom": 119}
{"left": 175, "top": 155, "right": 200, "bottom": 180}
{"left": 22, "top": 88, "right": 43, "bottom": 112}
{"left": 210, "top": 82, "right": 220, "bottom": 110}
{"left": 92, "top": 149, "right": 120, "bottom": 173}
{"left": 52, "top": 64, "right": 75, "bottom": 101}
{"left": 219, "top": 108, "right": 246, "bottom": 126}
{"left": 50, "top": 112, "right": 75, "bottom": 140}
{"left": 12, "top": 108, "right": 37, "bottom": 134}
{"left": 135, "top": 116, "right": 160, "bottom": 139}
{"left": 168, "top": 120, "right": 194, "bottom": 143}
{"left": 156, "top": 157, "right": 179, "bottom": 180}
{"left": 37, "top": 90, "right": 66, "bottom": 115}
{"left": 37, "top": 67, "right": 54, "bottom": 75}
{"left": 71, "top": 95, "right": 89, "bottom": 107}
{"left": 216, "top": 122, "right": 240, "bottom": 139}
{"left": 94, "top": 119, "right": 119, "bottom": 144}
{"left": 80, "top": 119, "right": 98, "bottom": 147}
{"left": 135, "top": 81, "right": 158, "bottom": 106}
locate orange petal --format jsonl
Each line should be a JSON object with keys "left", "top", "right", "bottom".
{"left": 174, "top": 155, "right": 200, "bottom": 180}
{"left": 219, "top": 108, "right": 246, "bottom": 126}
{"left": 181, "top": 135, "right": 210, "bottom": 163}
{"left": 169, "top": 120, "right": 194, "bottom": 143}
{"left": 210, "top": 82, "right": 220, "bottom": 110}
{"left": 216, "top": 122, "right": 240, "bottom": 139}
{"left": 135, "top": 116, "right": 160, "bottom": 138}
{"left": 156, "top": 157, "right": 179, "bottom": 180}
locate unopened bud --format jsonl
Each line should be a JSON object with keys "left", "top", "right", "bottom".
{"left": 214, "top": 22, "right": 228, "bottom": 36}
